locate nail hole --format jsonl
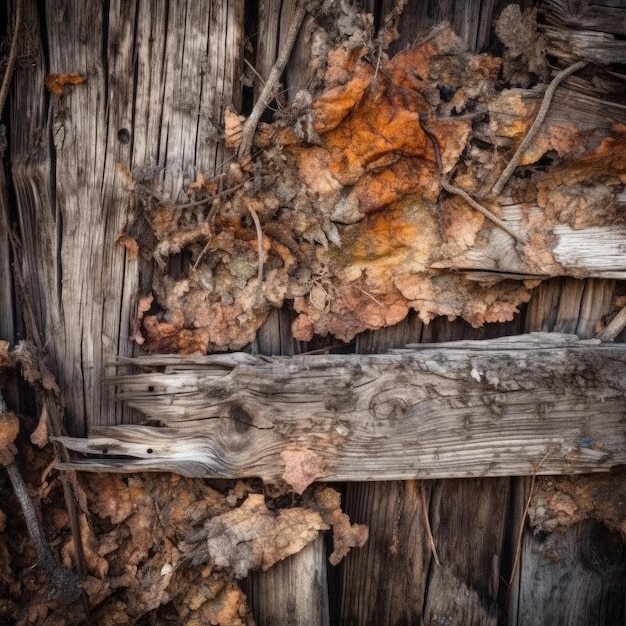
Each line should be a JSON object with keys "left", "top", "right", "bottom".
{"left": 101, "top": 447, "right": 108, "bottom": 454}
{"left": 147, "top": 448, "right": 153, "bottom": 454}
{"left": 118, "top": 128, "right": 131, "bottom": 144}
{"left": 148, "top": 386, "right": 154, "bottom": 392}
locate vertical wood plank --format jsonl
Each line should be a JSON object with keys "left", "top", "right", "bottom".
{"left": 247, "top": 535, "right": 330, "bottom": 626}
{"left": 247, "top": 306, "right": 330, "bottom": 623}
{"left": 422, "top": 478, "right": 511, "bottom": 625}
{"left": 0, "top": 169, "right": 15, "bottom": 342}
{"left": 10, "top": 0, "right": 244, "bottom": 433}
{"left": 507, "top": 277, "right": 625, "bottom": 626}
{"left": 517, "top": 522, "right": 626, "bottom": 626}
{"left": 340, "top": 480, "right": 431, "bottom": 625}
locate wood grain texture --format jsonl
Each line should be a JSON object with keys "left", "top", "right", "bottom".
{"left": 517, "top": 521, "right": 626, "bottom": 626}
{"left": 9, "top": 0, "right": 244, "bottom": 434}
{"left": 340, "top": 479, "right": 431, "bottom": 625}
{"left": 0, "top": 167, "right": 15, "bottom": 343}
{"left": 57, "top": 333, "right": 626, "bottom": 481}
{"left": 247, "top": 535, "right": 330, "bottom": 626}
{"left": 423, "top": 477, "right": 511, "bottom": 626}
{"left": 506, "top": 277, "right": 626, "bottom": 626}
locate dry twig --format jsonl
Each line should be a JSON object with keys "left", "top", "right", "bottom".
{"left": 0, "top": 394, "right": 81, "bottom": 603}
{"left": 237, "top": 2, "right": 308, "bottom": 161}
{"left": 419, "top": 116, "right": 528, "bottom": 245}
{"left": 247, "top": 205, "right": 265, "bottom": 300}
{"left": 0, "top": 0, "right": 23, "bottom": 117}
{"left": 508, "top": 449, "right": 551, "bottom": 589}
{"left": 489, "top": 61, "right": 587, "bottom": 197}
{"left": 420, "top": 60, "right": 587, "bottom": 246}
{"left": 420, "top": 481, "right": 440, "bottom": 566}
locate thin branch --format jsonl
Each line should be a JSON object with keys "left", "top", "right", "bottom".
{"left": 6, "top": 462, "right": 82, "bottom": 601}
{"left": 0, "top": 395, "right": 81, "bottom": 603}
{"left": 244, "top": 57, "right": 267, "bottom": 87}
{"left": 237, "top": 2, "right": 308, "bottom": 161}
{"left": 508, "top": 449, "right": 551, "bottom": 588}
{"left": 0, "top": 0, "right": 23, "bottom": 117}
{"left": 419, "top": 116, "right": 528, "bottom": 245}
{"left": 489, "top": 61, "right": 587, "bottom": 197}
{"left": 173, "top": 181, "right": 246, "bottom": 209}
{"left": 420, "top": 481, "right": 440, "bottom": 566}
{"left": 441, "top": 179, "right": 528, "bottom": 245}
{"left": 247, "top": 205, "right": 264, "bottom": 298}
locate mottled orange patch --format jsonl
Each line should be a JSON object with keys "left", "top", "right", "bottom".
{"left": 44, "top": 72, "right": 84, "bottom": 96}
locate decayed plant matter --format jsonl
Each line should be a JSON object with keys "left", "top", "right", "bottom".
{"left": 128, "top": 14, "right": 625, "bottom": 355}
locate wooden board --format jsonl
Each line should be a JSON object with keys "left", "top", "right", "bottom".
{"left": 9, "top": 0, "right": 244, "bottom": 434}
{"left": 56, "top": 333, "right": 626, "bottom": 485}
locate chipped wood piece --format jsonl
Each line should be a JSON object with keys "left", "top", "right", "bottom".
{"left": 57, "top": 334, "right": 626, "bottom": 484}
{"left": 595, "top": 302, "right": 626, "bottom": 343}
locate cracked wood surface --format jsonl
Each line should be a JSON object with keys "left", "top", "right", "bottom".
{"left": 9, "top": 0, "right": 243, "bottom": 434}
{"left": 57, "top": 333, "right": 626, "bottom": 484}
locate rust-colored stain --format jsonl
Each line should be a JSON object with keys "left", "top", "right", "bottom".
{"left": 134, "top": 23, "right": 625, "bottom": 354}
{"left": 44, "top": 72, "right": 85, "bottom": 96}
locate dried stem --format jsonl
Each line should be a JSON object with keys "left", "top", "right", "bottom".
{"left": 441, "top": 179, "right": 528, "bottom": 245}
{"left": 0, "top": 395, "right": 81, "bottom": 603}
{"left": 508, "top": 449, "right": 551, "bottom": 588}
{"left": 489, "top": 61, "right": 587, "bottom": 197}
{"left": 0, "top": 0, "right": 23, "bottom": 117}
{"left": 247, "top": 205, "right": 264, "bottom": 299}
{"left": 420, "top": 481, "right": 440, "bottom": 567}
{"left": 419, "top": 116, "right": 528, "bottom": 245}
{"left": 237, "top": 1, "right": 308, "bottom": 161}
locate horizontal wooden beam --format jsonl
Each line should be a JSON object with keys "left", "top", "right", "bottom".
{"left": 56, "top": 334, "right": 626, "bottom": 491}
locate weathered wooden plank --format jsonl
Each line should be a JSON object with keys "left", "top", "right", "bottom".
{"left": 340, "top": 478, "right": 431, "bottom": 624}
{"left": 507, "top": 277, "right": 626, "bottom": 626}
{"left": 246, "top": 535, "right": 330, "bottom": 626}
{"left": 517, "top": 521, "right": 626, "bottom": 626}
{"left": 9, "top": 1, "right": 244, "bottom": 434}
{"left": 422, "top": 477, "right": 511, "bottom": 626}
{"left": 56, "top": 333, "right": 626, "bottom": 483}
{"left": 0, "top": 167, "right": 15, "bottom": 343}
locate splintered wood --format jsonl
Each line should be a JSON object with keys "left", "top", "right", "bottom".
{"left": 134, "top": 18, "right": 626, "bottom": 354}
{"left": 57, "top": 334, "right": 626, "bottom": 491}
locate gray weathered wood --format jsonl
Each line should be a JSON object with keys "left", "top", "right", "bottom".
{"left": 247, "top": 535, "right": 329, "bottom": 626}
{"left": 506, "top": 277, "right": 626, "bottom": 626}
{"left": 517, "top": 521, "right": 626, "bottom": 626}
{"left": 422, "top": 477, "right": 511, "bottom": 626}
{"left": 9, "top": 0, "right": 244, "bottom": 435}
{"left": 340, "top": 480, "right": 431, "bottom": 625}
{"left": 57, "top": 333, "right": 626, "bottom": 482}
